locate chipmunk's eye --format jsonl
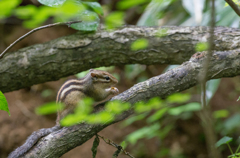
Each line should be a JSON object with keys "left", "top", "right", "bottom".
{"left": 105, "top": 76, "right": 110, "bottom": 80}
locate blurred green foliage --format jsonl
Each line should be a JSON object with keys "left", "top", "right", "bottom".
{"left": 1, "top": 0, "right": 239, "bottom": 156}
{"left": 35, "top": 102, "right": 64, "bottom": 115}
{"left": 105, "top": 11, "right": 125, "bottom": 30}
{"left": 195, "top": 42, "right": 209, "bottom": 52}
{"left": 117, "top": 0, "right": 149, "bottom": 10}
{"left": 0, "top": 0, "right": 21, "bottom": 19}
{"left": 216, "top": 136, "right": 233, "bottom": 148}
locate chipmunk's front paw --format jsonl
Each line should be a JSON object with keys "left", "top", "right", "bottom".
{"left": 111, "top": 87, "right": 119, "bottom": 95}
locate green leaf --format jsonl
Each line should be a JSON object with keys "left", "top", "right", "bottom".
{"left": 106, "top": 100, "right": 131, "bottom": 114}
{"left": 82, "top": 2, "right": 103, "bottom": 16}
{"left": 216, "top": 136, "right": 233, "bottom": 147}
{"left": 14, "top": 5, "right": 38, "bottom": 19}
{"left": 91, "top": 135, "right": 100, "bottom": 158}
{"left": 105, "top": 11, "right": 125, "bottom": 29}
{"left": 122, "top": 113, "right": 149, "bottom": 127}
{"left": 147, "top": 107, "right": 169, "bottom": 123}
{"left": 0, "top": 0, "right": 21, "bottom": 19}
{"left": 75, "top": 97, "right": 94, "bottom": 115}
{"left": 86, "top": 111, "right": 114, "bottom": 124}
{"left": 131, "top": 38, "right": 149, "bottom": 51}
{"left": 237, "top": 96, "right": 240, "bottom": 101}
{"left": 223, "top": 114, "right": 240, "bottom": 133}
{"left": 206, "top": 79, "right": 221, "bottom": 104}
{"left": 195, "top": 42, "right": 209, "bottom": 52}
{"left": 213, "top": 110, "right": 229, "bottom": 119}
{"left": 117, "top": 0, "right": 149, "bottom": 10}
{"left": 35, "top": 102, "right": 64, "bottom": 115}
{"left": 70, "top": 10, "right": 100, "bottom": 31}
{"left": 167, "top": 93, "right": 191, "bottom": 104}
{"left": 0, "top": 91, "right": 10, "bottom": 116}
{"left": 126, "top": 123, "right": 160, "bottom": 144}
{"left": 120, "top": 141, "right": 127, "bottom": 149}
{"left": 168, "top": 102, "right": 201, "bottom": 116}
{"left": 60, "top": 113, "right": 87, "bottom": 126}
{"left": 38, "top": 0, "right": 66, "bottom": 7}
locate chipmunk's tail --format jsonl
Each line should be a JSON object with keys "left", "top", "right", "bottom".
{"left": 8, "top": 125, "right": 61, "bottom": 158}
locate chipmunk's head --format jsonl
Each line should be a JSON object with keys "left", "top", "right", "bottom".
{"left": 89, "top": 69, "right": 118, "bottom": 87}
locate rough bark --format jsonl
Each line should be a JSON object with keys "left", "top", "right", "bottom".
{"left": 1, "top": 26, "right": 240, "bottom": 93}
{"left": 23, "top": 48, "right": 240, "bottom": 157}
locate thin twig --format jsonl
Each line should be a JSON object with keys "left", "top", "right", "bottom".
{"left": 199, "top": 0, "right": 222, "bottom": 158}
{"left": 0, "top": 20, "right": 81, "bottom": 59}
{"left": 225, "top": 0, "right": 240, "bottom": 16}
{"left": 97, "top": 134, "right": 135, "bottom": 158}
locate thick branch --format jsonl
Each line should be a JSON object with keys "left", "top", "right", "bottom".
{"left": 1, "top": 26, "right": 240, "bottom": 93}
{"left": 23, "top": 49, "right": 240, "bottom": 157}
{"left": 225, "top": 0, "right": 240, "bottom": 17}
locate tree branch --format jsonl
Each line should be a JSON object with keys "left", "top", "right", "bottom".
{"left": 1, "top": 26, "right": 240, "bottom": 93}
{"left": 22, "top": 48, "right": 240, "bottom": 157}
{"left": 0, "top": 21, "right": 82, "bottom": 59}
{"left": 225, "top": 0, "right": 240, "bottom": 17}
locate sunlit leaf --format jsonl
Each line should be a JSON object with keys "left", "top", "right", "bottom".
{"left": 147, "top": 107, "right": 169, "bottom": 123}
{"left": 106, "top": 100, "right": 131, "bottom": 114}
{"left": 14, "top": 5, "right": 38, "bottom": 19}
{"left": 135, "top": 98, "right": 163, "bottom": 113}
{"left": 215, "top": 136, "right": 233, "bottom": 147}
{"left": 131, "top": 38, "right": 149, "bottom": 51}
{"left": 75, "top": 97, "right": 94, "bottom": 115}
{"left": 35, "top": 102, "right": 64, "bottom": 115}
{"left": 117, "top": 0, "right": 149, "bottom": 10}
{"left": 168, "top": 102, "right": 201, "bottom": 116}
{"left": 70, "top": 10, "right": 100, "bottom": 31}
{"left": 0, "top": 91, "right": 10, "bottom": 116}
{"left": 60, "top": 113, "right": 87, "bottom": 126}
{"left": 38, "top": 0, "right": 66, "bottom": 7}
{"left": 122, "top": 113, "right": 149, "bottom": 127}
{"left": 167, "top": 93, "right": 191, "bottom": 104}
{"left": 195, "top": 42, "right": 209, "bottom": 52}
{"left": 237, "top": 96, "right": 240, "bottom": 101}
{"left": 83, "top": 2, "right": 103, "bottom": 16}
{"left": 213, "top": 110, "right": 229, "bottom": 119}
{"left": 86, "top": 111, "right": 114, "bottom": 124}
{"left": 126, "top": 123, "right": 160, "bottom": 144}
{"left": 120, "top": 141, "right": 127, "bottom": 149}
{"left": 0, "top": 0, "right": 21, "bottom": 19}
{"left": 105, "top": 11, "right": 124, "bottom": 29}
{"left": 23, "top": 6, "right": 56, "bottom": 28}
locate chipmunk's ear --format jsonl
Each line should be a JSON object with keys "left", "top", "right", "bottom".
{"left": 91, "top": 72, "right": 98, "bottom": 81}
{"left": 91, "top": 72, "right": 96, "bottom": 77}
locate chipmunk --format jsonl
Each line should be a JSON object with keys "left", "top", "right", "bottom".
{"left": 9, "top": 69, "right": 119, "bottom": 158}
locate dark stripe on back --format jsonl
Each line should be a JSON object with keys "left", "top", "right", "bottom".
{"left": 56, "top": 80, "right": 85, "bottom": 102}
{"left": 60, "top": 88, "right": 83, "bottom": 102}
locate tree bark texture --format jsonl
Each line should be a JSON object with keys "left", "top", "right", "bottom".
{"left": 1, "top": 26, "right": 240, "bottom": 93}
{"left": 23, "top": 47, "right": 240, "bottom": 157}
